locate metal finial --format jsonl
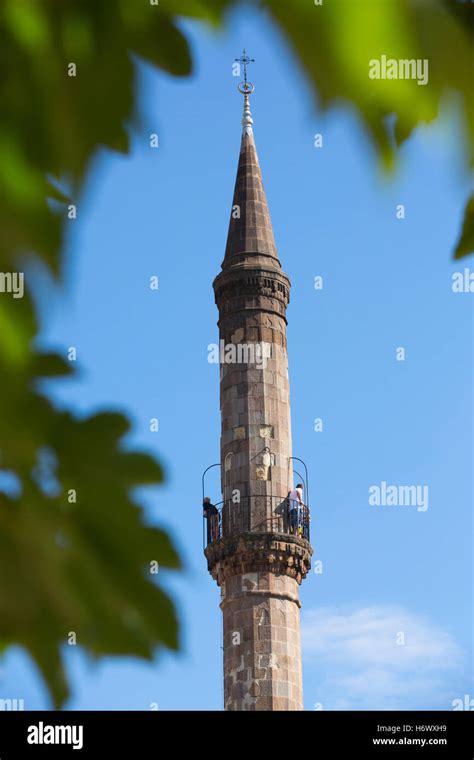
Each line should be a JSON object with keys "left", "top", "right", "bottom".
{"left": 235, "top": 48, "right": 255, "bottom": 96}
{"left": 235, "top": 49, "right": 255, "bottom": 135}
{"left": 241, "top": 94, "right": 253, "bottom": 136}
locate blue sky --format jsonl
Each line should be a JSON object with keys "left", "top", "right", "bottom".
{"left": 1, "top": 6, "right": 472, "bottom": 710}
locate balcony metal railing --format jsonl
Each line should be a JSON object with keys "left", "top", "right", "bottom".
{"left": 203, "top": 494, "right": 310, "bottom": 549}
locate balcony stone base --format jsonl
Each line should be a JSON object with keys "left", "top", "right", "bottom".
{"left": 204, "top": 531, "right": 312, "bottom": 587}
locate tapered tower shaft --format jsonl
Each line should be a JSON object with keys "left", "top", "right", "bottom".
{"left": 205, "top": 76, "right": 312, "bottom": 711}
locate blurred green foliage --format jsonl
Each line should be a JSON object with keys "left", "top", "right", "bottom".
{"left": 265, "top": 0, "right": 473, "bottom": 257}
{"left": 0, "top": 279, "right": 181, "bottom": 707}
{"left": 0, "top": 0, "right": 471, "bottom": 707}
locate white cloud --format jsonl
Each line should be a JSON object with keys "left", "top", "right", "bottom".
{"left": 301, "top": 606, "right": 466, "bottom": 710}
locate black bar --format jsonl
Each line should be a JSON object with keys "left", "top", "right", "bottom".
{"left": 0, "top": 710, "right": 472, "bottom": 756}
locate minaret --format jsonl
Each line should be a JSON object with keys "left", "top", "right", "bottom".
{"left": 205, "top": 54, "right": 312, "bottom": 711}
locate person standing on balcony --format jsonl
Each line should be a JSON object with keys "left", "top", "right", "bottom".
{"left": 288, "top": 484, "right": 304, "bottom": 536}
{"left": 203, "top": 497, "right": 219, "bottom": 543}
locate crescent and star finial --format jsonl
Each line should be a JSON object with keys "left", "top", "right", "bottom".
{"left": 235, "top": 49, "right": 255, "bottom": 135}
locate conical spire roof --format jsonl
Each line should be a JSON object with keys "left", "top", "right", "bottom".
{"left": 222, "top": 94, "right": 281, "bottom": 271}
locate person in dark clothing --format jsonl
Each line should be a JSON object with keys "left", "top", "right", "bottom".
{"left": 203, "top": 497, "right": 219, "bottom": 544}
{"left": 301, "top": 504, "right": 310, "bottom": 540}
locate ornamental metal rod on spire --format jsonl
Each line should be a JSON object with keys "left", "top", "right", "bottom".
{"left": 235, "top": 49, "right": 255, "bottom": 135}
{"left": 241, "top": 93, "right": 253, "bottom": 136}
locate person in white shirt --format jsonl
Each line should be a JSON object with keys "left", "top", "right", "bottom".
{"left": 288, "top": 483, "right": 304, "bottom": 535}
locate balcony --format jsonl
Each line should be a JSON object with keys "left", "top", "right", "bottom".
{"left": 203, "top": 494, "right": 310, "bottom": 549}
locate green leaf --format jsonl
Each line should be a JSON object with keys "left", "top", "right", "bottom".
{"left": 0, "top": 355, "right": 181, "bottom": 708}
{"left": 127, "top": 17, "right": 193, "bottom": 76}
{"left": 454, "top": 194, "right": 474, "bottom": 259}
{"left": 264, "top": 0, "right": 473, "bottom": 167}
{"left": 31, "top": 352, "right": 75, "bottom": 378}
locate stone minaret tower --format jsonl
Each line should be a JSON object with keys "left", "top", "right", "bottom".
{"left": 205, "top": 60, "right": 312, "bottom": 711}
